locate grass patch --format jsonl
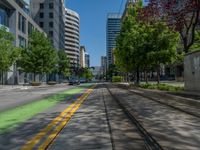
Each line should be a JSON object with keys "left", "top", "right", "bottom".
{"left": 0, "top": 84, "right": 92, "bottom": 133}
{"left": 138, "top": 83, "right": 184, "bottom": 92}
{"left": 112, "top": 76, "right": 123, "bottom": 83}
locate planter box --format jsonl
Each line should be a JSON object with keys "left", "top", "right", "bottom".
{"left": 31, "top": 82, "right": 41, "bottom": 86}
{"left": 47, "top": 81, "right": 57, "bottom": 85}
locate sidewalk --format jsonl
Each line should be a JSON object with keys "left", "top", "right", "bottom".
{"left": 0, "top": 85, "right": 31, "bottom": 91}
{"left": 118, "top": 82, "right": 200, "bottom": 99}
{"left": 0, "top": 83, "right": 69, "bottom": 92}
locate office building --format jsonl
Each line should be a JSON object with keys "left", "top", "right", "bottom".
{"left": 106, "top": 13, "right": 121, "bottom": 67}
{"left": 101, "top": 56, "right": 107, "bottom": 76}
{"left": 80, "top": 46, "right": 86, "bottom": 68}
{"left": 64, "top": 8, "right": 80, "bottom": 68}
{"left": 85, "top": 53, "right": 90, "bottom": 68}
{"left": 30, "top": 0, "right": 65, "bottom": 50}
{"left": 0, "top": 0, "right": 45, "bottom": 84}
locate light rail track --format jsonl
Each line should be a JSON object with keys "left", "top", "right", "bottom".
{"left": 116, "top": 84, "right": 200, "bottom": 118}
{"left": 106, "top": 85, "right": 163, "bottom": 150}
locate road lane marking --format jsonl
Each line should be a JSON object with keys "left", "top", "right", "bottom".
{"left": 21, "top": 102, "right": 77, "bottom": 150}
{"left": 38, "top": 89, "right": 93, "bottom": 150}
{"left": 21, "top": 86, "right": 95, "bottom": 150}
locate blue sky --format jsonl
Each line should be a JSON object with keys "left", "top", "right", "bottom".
{"left": 65, "top": 0, "right": 149, "bottom": 66}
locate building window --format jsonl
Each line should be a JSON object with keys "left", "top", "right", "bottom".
{"left": 49, "top": 31, "right": 53, "bottom": 37}
{"left": 18, "top": 36, "right": 26, "bottom": 48}
{"left": 39, "top": 12, "right": 44, "bottom": 18}
{"left": 18, "top": 13, "right": 26, "bottom": 33}
{"left": 28, "top": 22, "right": 33, "bottom": 34}
{"left": 39, "top": 22, "right": 43, "bottom": 28}
{"left": 49, "top": 3, "right": 54, "bottom": 9}
{"left": 40, "top": 3, "right": 44, "bottom": 9}
{"left": 49, "top": 22, "right": 53, "bottom": 28}
{"left": 0, "top": 8, "right": 8, "bottom": 27}
{"left": 49, "top": 12, "right": 53, "bottom": 18}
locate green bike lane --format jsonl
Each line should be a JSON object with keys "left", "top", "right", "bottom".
{"left": 0, "top": 83, "right": 94, "bottom": 150}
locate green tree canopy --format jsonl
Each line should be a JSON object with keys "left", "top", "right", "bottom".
{"left": 0, "top": 27, "right": 21, "bottom": 72}
{"left": 57, "top": 50, "right": 70, "bottom": 77}
{"left": 146, "top": 22, "right": 179, "bottom": 83}
{"left": 78, "top": 67, "right": 93, "bottom": 80}
{"left": 115, "top": 0, "right": 179, "bottom": 84}
{"left": 20, "top": 30, "right": 57, "bottom": 81}
{"left": 106, "top": 64, "right": 119, "bottom": 80}
{"left": 189, "top": 31, "right": 200, "bottom": 51}
{"left": 147, "top": 22, "right": 179, "bottom": 66}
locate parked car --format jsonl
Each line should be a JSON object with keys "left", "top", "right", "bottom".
{"left": 79, "top": 77, "right": 87, "bottom": 83}
{"left": 69, "top": 77, "right": 80, "bottom": 85}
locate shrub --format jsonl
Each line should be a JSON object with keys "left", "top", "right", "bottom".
{"left": 139, "top": 83, "right": 184, "bottom": 92}
{"left": 47, "top": 81, "right": 57, "bottom": 85}
{"left": 112, "top": 76, "right": 123, "bottom": 83}
{"left": 62, "top": 80, "right": 68, "bottom": 84}
{"left": 31, "top": 82, "right": 41, "bottom": 86}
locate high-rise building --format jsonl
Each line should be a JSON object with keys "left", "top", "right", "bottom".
{"left": 80, "top": 46, "right": 86, "bottom": 68}
{"left": 106, "top": 13, "right": 121, "bottom": 67}
{"left": 85, "top": 53, "right": 90, "bottom": 68}
{"left": 0, "top": 0, "right": 45, "bottom": 84}
{"left": 30, "top": 0, "right": 65, "bottom": 50}
{"left": 64, "top": 8, "right": 80, "bottom": 68}
{"left": 101, "top": 56, "right": 107, "bottom": 76}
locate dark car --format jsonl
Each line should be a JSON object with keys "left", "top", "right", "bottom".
{"left": 79, "top": 77, "right": 87, "bottom": 83}
{"left": 69, "top": 77, "right": 80, "bottom": 85}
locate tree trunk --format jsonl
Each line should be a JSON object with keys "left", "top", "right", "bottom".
{"left": 125, "top": 73, "right": 128, "bottom": 82}
{"left": 1, "top": 70, "right": 3, "bottom": 85}
{"left": 127, "top": 73, "right": 130, "bottom": 83}
{"left": 33, "top": 73, "right": 36, "bottom": 82}
{"left": 157, "top": 65, "right": 160, "bottom": 84}
{"left": 144, "top": 70, "right": 148, "bottom": 84}
{"left": 183, "top": 39, "right": 189, "bottom": 53}
{"left": 135, "top": 66, "right": 140, "bottom": 85}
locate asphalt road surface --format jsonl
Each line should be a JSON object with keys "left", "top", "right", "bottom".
{"left": 0, "top": 83, "right": 199, "bottom": 150}
{"left": 0, "top": 84, "right": 75, "bottom": 112}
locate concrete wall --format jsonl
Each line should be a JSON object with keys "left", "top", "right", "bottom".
{"left": 184, "top": 50, "right": 200, "bottom": 91}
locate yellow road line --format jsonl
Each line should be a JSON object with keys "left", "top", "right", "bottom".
{"left": 38, "top": 89, "right": 93, "bottom": 150}
{"left": 21, "top": 86, "right": 94, "bottom": 150}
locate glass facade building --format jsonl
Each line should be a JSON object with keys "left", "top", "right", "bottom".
{"left": 85, "top": 53, "right": 90, "bottom": 68}
{"left": 0, "top": 7, "right": 8, "bottom": 26}
{"left": 106, "top": 13, "right": 121, "bottom": 66}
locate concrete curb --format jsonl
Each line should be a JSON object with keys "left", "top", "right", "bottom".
{"left": 117, "top": 83, "right": 200, "bottom": 108}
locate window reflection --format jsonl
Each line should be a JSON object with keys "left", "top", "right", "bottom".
{"left": 0, "top": 8, "right": 8, "bottom": 27}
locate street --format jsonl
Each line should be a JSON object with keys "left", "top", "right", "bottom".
{"left": 1, "top": 0, "right": 200, "bottom": 149}
{"left": 0, "top": 83, "right": 199, "bottom": 150}
{"left": 0, "top": 84, "right": 77, "bottom": 112}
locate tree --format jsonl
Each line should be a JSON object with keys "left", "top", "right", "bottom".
{"left": 57, "top": 50, "right": 70, "bottom": 78}
{"left": 20, "top": 30, "right": 57, "bottom": 82}
{"left": 115, "top": 0, "right": 179, "bottom": 84}
{"left": 115, "top": 2, "right": 143, "bottom": 83}
{"left": 146, "top": 21, "right": 179, "bottom": 83}
{"left": 83, "top": 68, "right": 93, "bottom": 80}
{"left": 77, "top": 67, "right": 93, "bottom": 80}
{"left": 106, "top": 64, "right": 119, "bottom": 81}
{"left": 145, "top": 0, "right": 200, "bottom": 53}
{"left": 0, "top": 27, "right": 21, "bottom": 84}
{"left": 190, "top": 30, "right": 200, "bottom": 51}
